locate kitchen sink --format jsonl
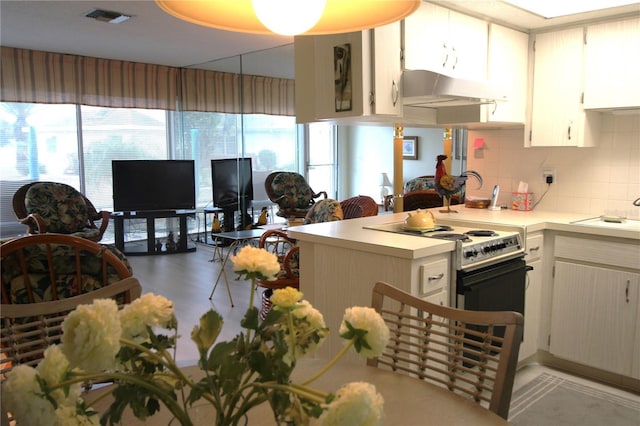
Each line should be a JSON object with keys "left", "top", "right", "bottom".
{"left": 571, "top": 216, "right": 640, "bottom": 232}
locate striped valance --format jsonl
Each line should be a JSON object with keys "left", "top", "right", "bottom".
{"left": 179, "top": 68, "right": 295, "bottom": 115}
{"left": 1, "top": 46, "right": 295, "bottom": 116}
{"left": 1, "top": 47, "right": 178, "bottom": 110}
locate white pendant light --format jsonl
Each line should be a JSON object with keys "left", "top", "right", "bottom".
{"left": 252, "top": 0, "right": 326, "bottom": 36}
{"left": 155, "top": 0, "right": 420, "bottom": 36}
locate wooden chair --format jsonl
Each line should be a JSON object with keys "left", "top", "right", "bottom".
{"left": 340, "top": 195, "right": 379, "bottom": 219}
{"left": 264, "top": 171, "right": 327, "bottom": 219}
{"left": 1, "top": 234, "right": 132, "bottom": 304}
{"left": 1, "top": 276, "right": 141, "bottom": 425}
{"left": 368, "top": 281, "right": 523, "bottom": 420}
{"left": 256, "top": 229, "right": 299, "bottom": 319}
{"left": 1, "top": 276, "right": 141, "bottom": 374}
{"left": 12, "top": 181, "right": 110, "bottom": 242}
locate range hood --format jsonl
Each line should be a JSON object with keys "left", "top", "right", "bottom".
{"left": 402, "top": 69, "right": 507, "bottom": 108}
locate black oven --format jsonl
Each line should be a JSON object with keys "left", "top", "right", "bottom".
{"left": 455, "top": 256, "right": 530, "bottom": 360}
{"left": 456, "top": 256, "right": 530, "bottom": 315}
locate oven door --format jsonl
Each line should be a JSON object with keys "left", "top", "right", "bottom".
{"left": 456, "top": 256, "right": 529, "bottom": 315}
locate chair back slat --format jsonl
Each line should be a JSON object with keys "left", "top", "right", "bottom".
{"left": 1, "top": 276, "right": 142, "bottom": 379}
{"left": 368, "top": 281, "right": 523, "bottom": 420}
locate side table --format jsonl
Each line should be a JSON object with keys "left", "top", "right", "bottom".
{"left": 208, "top": 229, "right": 266, "bottom": 306}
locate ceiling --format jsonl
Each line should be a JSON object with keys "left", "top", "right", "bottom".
{"left": 1, "top": 0, "right": 639, "bottom": 79}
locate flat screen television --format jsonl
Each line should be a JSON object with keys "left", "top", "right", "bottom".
{"left": 211, "top": 158, "right": 253, "bottom": 208}
{"left": 112, "top": 160, "right": 196, "bottom": 212}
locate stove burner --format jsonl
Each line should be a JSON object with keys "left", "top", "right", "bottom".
{"left": 465, "top": 230, "right": 498, "bottom": 237}
{"left": 431, "top": 233, "right": 472, "bottom": 242}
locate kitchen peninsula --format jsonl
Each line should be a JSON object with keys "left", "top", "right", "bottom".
{"left": 288, "top": 207, "right": 640, "bottom": 391}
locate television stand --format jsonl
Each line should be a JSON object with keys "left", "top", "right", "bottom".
{"left": 112, "top": 210, "right": 196, "bottom": 255}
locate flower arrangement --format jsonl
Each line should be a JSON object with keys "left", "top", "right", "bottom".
{"left": 2, "top": 245, "right": 390, "bottom": 426}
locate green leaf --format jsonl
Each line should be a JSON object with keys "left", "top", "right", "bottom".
{"left": 191, "top": 310, "right": 224, "bottom": 355}
{"left": 241, "top": 306, "right": 260, "bottom": 330}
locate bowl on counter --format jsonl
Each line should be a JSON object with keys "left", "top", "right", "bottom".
{"left": 464, "top": 198, "right": 491, "bottom": 209}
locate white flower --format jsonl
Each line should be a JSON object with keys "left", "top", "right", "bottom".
{"left": 120, "top": 292, "right": 175, "bottom": 340}
{"left": 339, "top": 307, "right": 390, "bottom": 358}
{"left": 61, "top": 298, "right": 122, "bottom": 371}
{"left": 281, "top": 299, "right": 328, "bottom": 365}
{"left": 36, "top": 345, "right": 81, "bottom": 405}
{"left": 319, "top": 382, "right": 384, "bottom": 426}
{"left": 1, "top": 365, "right": 56, "bottom": 425}
{"left": 230, "top": 245, "right": 280, "bottom": 281}
{"left": 292, "top": 299, "right": 325, "bottom": 330}
{"left": 55, "top": 405, "right": 100, "bottom": 426}
{"left": 271, "top": 287, "right": 303, "bottom": 309}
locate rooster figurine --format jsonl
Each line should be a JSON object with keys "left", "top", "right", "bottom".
{"left": 434, "top": 154, "right": 482, "bottom": 213}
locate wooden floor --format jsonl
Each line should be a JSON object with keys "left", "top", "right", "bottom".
{"left": 127, "top": 241, "right": 262, "bottom": 365}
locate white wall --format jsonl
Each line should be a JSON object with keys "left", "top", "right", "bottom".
{"left": 339, "top": 114, "right": 639, "bottom": 219}
{"left": 466, "top": 114, "right": 640, "bottom": 219}
{"left": 338, "top": 125, "right": 449, "bottom": 202}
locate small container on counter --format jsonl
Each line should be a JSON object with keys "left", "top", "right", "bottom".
{"left": 512, "top": 192, "right": 534, "bottom": 211}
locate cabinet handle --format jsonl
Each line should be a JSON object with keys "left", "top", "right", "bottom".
{"left": 442, "top": 43, "right": 448, "bottom": 67}
{"left": 529, "top": 246, "right": 540, "bottom": 252}
{"left": 626, "top": 279, "right": 630, "bottom": 303}
{"left": 392, "top": 80, "right": 399, "bottom": 107}
{"left": 451, "top": 46, "right": 458, "bottom": 70}
{"left": 428, "top": 273, "right": 444, "bottom": 281}
{"left": 567, "top": 124, "right": 572, "bottom": 140}
{"left": 490, "top": 100, "right": 497, "bottom": 115}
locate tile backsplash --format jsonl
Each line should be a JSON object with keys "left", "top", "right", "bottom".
{"left": 467, "top": 114, "right": 640, "bottom": 219}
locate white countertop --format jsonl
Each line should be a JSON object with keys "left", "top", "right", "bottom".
{"left": 288, "top": 207, "right": 639, "bottom": 256}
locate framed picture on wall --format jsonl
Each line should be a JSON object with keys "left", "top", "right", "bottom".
{"left": 402, "top": 136, "right": 418, "bottom": 160}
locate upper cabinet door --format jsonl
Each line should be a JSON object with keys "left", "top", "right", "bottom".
{"left": 404, "top": 2, "right": 487, "bottom": 81}
{"left": 484, "top": 23, "right": 528, "bottom": 124}
{"left": 294, "top": 24, "right": 402, "bottom": 123}
{"left": 528, "top": 27, "right": 599, "bottom": 147}
{"left": 371, "top": 22, "right": 402, "bottom": 116}
{"left": 584, "top": 17, "right": 640, "bottom": 110}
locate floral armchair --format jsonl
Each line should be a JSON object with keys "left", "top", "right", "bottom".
{"left": 13, "top": 181, "right": 110, "bottom": 242}
{"left": 1, "top": 234, "right": 132, "bottom": 304}
{"left": 264, "top": 172, "right": 327, "bottom": 219}
{"left": 303, "top": 199, "right": 344, "bottom": 224}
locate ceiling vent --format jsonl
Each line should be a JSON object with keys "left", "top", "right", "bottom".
{"left": 84, "top": 8, "right": 131, "bottom": 24}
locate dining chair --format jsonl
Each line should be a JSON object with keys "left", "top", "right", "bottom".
{"left": 13, "top": 181, "right": 110, "bottom": 242}
{"left": 1, "top": 276, "right": 141, "bottom": 374}
{"left": 1, "top": 234, "right": 132, "bottom": 304}
{"left": 368, "top": 281, "right": 524, "bottom": 420}
{"left": 256, "top": 229, "right": 300, "bottom": 319}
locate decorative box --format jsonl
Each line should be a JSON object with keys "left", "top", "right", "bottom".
{"left": 512, "top": 192, "right": 533, "bottom": 211}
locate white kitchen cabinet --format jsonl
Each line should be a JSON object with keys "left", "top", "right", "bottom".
{"left": 436, "top": 23, "right": 528, "bottom": 126}
{"left": 404, "top": 2, "right": 488, "bottom": 81}
{"left": 549, "top": 235, "right": 640, "bottom": 377}
{"left": 584, "top": 16, "right": 640, "bottom": 110}
{"left": 294, "top": 22, "right": 402, "bottom": 123}
{"left": 519, "top": 233, "right": 543, "bottom": 362}
{"left": 550, "top": 261, "right": 639, "bottom": 376}
{"left": 526, "top": 27, "right": 601, "bottom": 147}
{"left": 483, "top": 24, "right": 528, "bottom": 124}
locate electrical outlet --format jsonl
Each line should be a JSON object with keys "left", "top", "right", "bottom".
{"left": 542, "top": 169, "right": 556, "bottom": 184}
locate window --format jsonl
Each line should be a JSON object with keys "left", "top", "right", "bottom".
{"left": 0, "top": 101, "right": 306, "bottom": 240}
